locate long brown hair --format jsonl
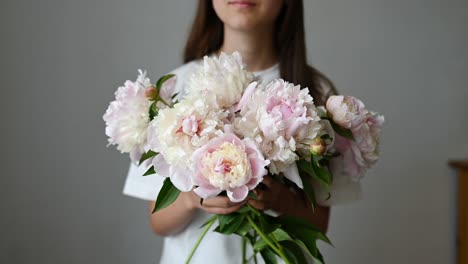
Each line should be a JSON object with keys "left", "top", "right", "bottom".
{"left": 183, "top": 0, "right": 337, "bottom": 105}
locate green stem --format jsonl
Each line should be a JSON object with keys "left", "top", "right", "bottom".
{"left": 253, "top": 233, "right": 258, "bottom": 264}
{"left": 185, "top": 215, "right": 218, "bottom": 264}
{"left": 159, "top": 98, "right": 170, "bottom": 106}
{"left": 246, "top": 215, "right": 291, "bottom": 264}
{"left": 246, "top": 253, "right": 259, "bottom": 264}
{"left": 242, "top": 236, "right": 247, "bottom": 264}
{"left": 247, "top": 204, "right": 261, "bottom": 216}
{"left": 247, "top": 205, "right": 281, "bottom": 250}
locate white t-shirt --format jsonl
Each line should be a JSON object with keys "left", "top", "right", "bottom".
{"left": 123, "top": 60, "right": 361, "bottom": 264}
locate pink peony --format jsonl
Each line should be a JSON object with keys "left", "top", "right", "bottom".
{"left": 353, "top": 111, "right": 385, "bottom": 165}
{"left": 326, "top": 95, "right": 367, "bottom": 130}
{"left": 330, "top": 134, "right": 367, "bottom": 181}
{"left": 192, "top": 133, "right": 269, "bottom": 202}
{"left": 146, "top": 97, "right": 227, "bottom": 192}
{"left": 330, "top": 111, "right": 384, "bottom": 181}
{"left": 234, "top": 79, "right": 322, "bottom": 188}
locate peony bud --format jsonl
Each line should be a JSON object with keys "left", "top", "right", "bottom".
{"left": 145, "top": 86, "right": 158, "bottom": 101}
{"left": 310, "top": 138, "right": 326, "bottom": 156}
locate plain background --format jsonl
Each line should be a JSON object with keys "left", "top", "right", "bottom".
{"left": 1, "top": 0, "right": 467, "bottom": 263}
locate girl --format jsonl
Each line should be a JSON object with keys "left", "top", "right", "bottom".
{"left": 124, "top": 1, "right": 361, "bottom": 263}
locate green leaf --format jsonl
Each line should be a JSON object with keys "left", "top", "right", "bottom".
{"left": 292, "top": 238, "right": 318, "bottom": 259}
{"left": 274, "top": 215, "right": 332, "bottom": 259}
{"left": 152, "top": 178, "right": 180, "bottom": 213}
{"left": 327, "top": 118, "right": 354, "bottom": 140}
{"left": 233, "top": 219, "right": 251, "bottom": 236}
{"left": 246, "top": 204, "right": 261, "bottom": 217}
{"left": 237, "top": 206, "right": 250, "bottom": 214}
{"left": 312, "top": 250, "right": 326, "bottom": 264}
{"left": 218, "top": 213, "right": 240, "bottom": 228}
{"left": 297, "top": 159, "right": 329, "bottom": 194}
{"left": 139, "top": 150, "right": 158, "bottom": 165}
{"left": 215, "top": 214, "right": 246, "bottom": 235}
{"left": 298, "top": 165, "right": 317, "bottom": 209}
{"left": 143, "top": 166, "right": 156, "bottom": 176}
{"left": 248, "top": 190, "right": 258, "bottom": 200}
{"left": 258, "top": 214, "right": 281, "bottom": 235}
{"left": 149, "top": 101, "right": 158, "bottom": 120}
{"left": 260, "top": 248, "right": 278, "bottom": 264}
{"left": 277, "top": 215, "right": 332, "bottom": 245}
{"left": 254, "top": 229, "right": 292, "bottom": 252}
{"left": 311, "top": 155, "right": 331, "bottom": 188}
{"left": 296, "top": 159, "right": 314, "bottom": 178}
{"left": 215, "top": 215, "right": 247, "bottom": 235}
{"left": 156, "top": 74, "right": 175, "bottom": 91}
{"left": 281, "top": 240, "right": 307, "bottom": 264}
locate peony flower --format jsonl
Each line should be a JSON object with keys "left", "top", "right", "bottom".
{"left": 192, "top": 132, "right": 269, "bottom": 202}
{"left": 326, "top": 95, "right": 367, "bottom": 130}
{"left": 353, "top": 111, "right": 385, "bottom": 166}
{"left": 330, "top": 134, "right": 367, "bottom": 181}
{"left": 234, "top": 79, "right": 322, "bottom": 188}
{"left": 330, "top": 110, "right": 384, "bottom": 181}
{"left": 147, "top": 96, "right": 227, "bottom": 191}
{"left": 103, "top": 70, "right": 152, "bottom": 162}
{"left": 185, "top": 52, "right": 255, "bottom": 108}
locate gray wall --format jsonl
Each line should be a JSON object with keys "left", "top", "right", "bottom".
{"left": 1, "top": 0, "right": 466, "bottom": 263}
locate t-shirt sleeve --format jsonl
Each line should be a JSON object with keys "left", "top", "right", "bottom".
{"left": 122, "top": 162, "right": 165, "bottom": 201}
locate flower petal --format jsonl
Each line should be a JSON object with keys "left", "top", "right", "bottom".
{"left": 227, "top": 186, "right": 249, "bottom": 202}
{"left": 282, "top": 163, "right": 303, "bottom": 189}
{"left": 194, "top": 185, "right": 222, "bottom": 199}
{"left": 169, "top": 166, "right": 193, "bottom": 192}
{"left": 234, "top": 81, "right": 257, "bottom": 112}
{"left": 152, "top": 154, "right": 170, "bottom": 177}
{"left": 159, "top": 75, "right": 177, "bottom": 105}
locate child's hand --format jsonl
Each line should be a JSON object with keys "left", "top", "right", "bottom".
{"left": 184, "top": 191, "right": 247, "bottom": 215}
{"left": 247, "top": 175, "right": 300, "bottom": 215}
{"left": 200, "top": 196, "right": 247, "bottom": 214}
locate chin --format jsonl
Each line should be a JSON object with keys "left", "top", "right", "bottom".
{"left": 225, "top": 16, "right": 263, "bottom": 32}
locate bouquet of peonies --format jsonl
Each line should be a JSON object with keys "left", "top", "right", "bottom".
{"left": 103, "top": 52, "right": 384, "bottom": 264}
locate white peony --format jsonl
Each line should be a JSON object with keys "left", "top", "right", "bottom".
{"left": 185, "top": 52, "right": 255, "bottom": 108}
{"left": 147, "top": 96, "right": 228, "bottom": 190}
{"left": 103, "top": 70, "right": 152, "bottom": 162}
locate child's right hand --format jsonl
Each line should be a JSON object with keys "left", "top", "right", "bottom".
{"left": 184, "top": 191, "right": 246, "bottom": 215}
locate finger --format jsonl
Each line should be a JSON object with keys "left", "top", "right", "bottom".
{"left": 253, "top": 188, "right": 276, "bottom": 201}
{"left": 261, "top": 175, "right": 273, "bottom": 187}
{"left": 248, "top": 199, "right": 268, "bottom": 211}
{"left": 202, "top": 202, "right": 246, "bottom": 215}
{"left": 202, "top": 196, "right": 242, "bottom": 208}
{"left": 252, "top": 189, "right": 265, "bottom": 201}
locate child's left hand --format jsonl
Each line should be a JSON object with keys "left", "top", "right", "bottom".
{"left": 247, "top": 175, "right": 302, "bottom": 215}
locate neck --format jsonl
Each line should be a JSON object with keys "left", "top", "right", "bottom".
{"left": 217, "top": 27, "right": 278, "bottom": 72}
